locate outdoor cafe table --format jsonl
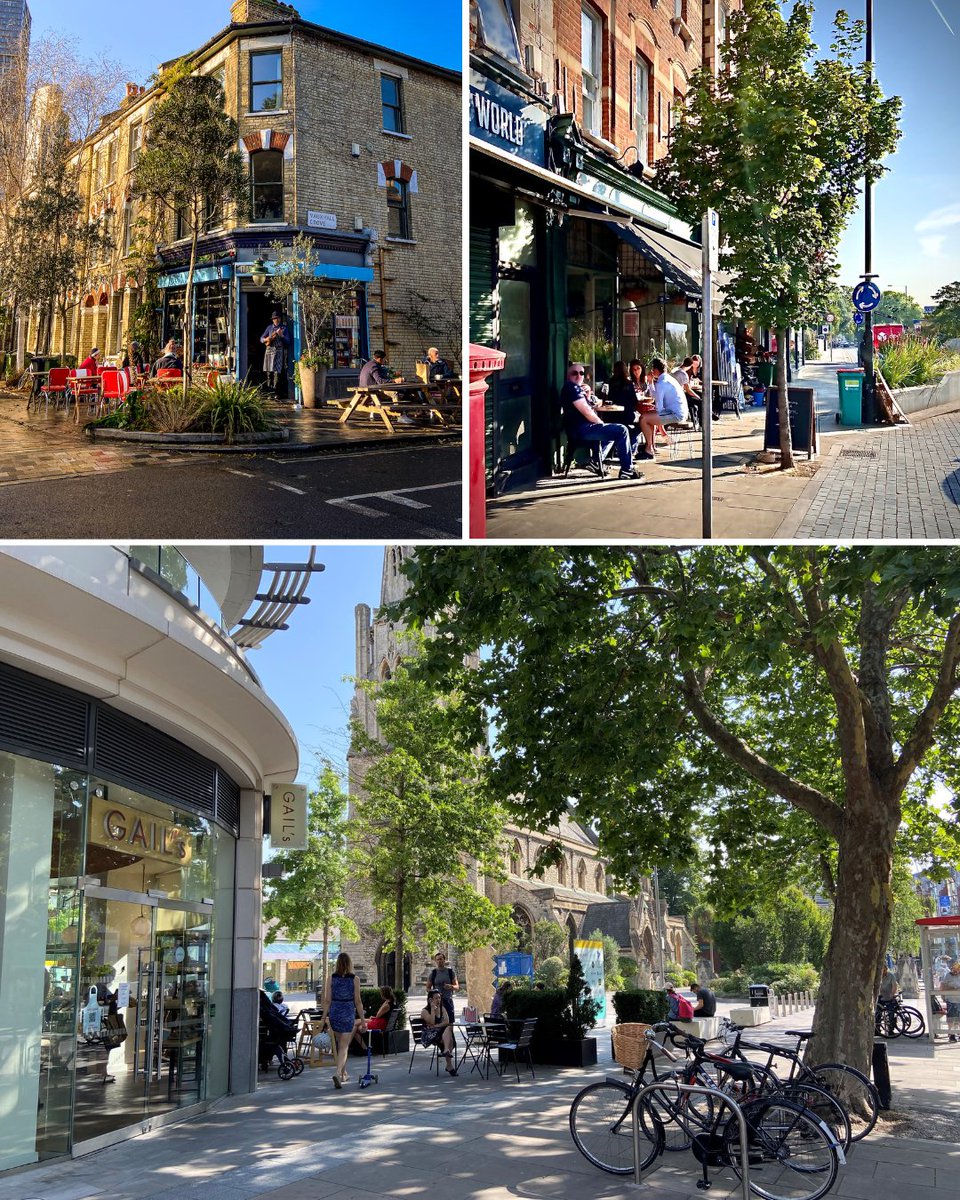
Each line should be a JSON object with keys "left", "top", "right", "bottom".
{"left": 68, "top": 374, "right": 101, "bottom": 421}
{"left": 339, "top": 380, "right": 461, "bottom": 433}
{"left": 451, "top": 1018, "right": 515, "bottom": 1079}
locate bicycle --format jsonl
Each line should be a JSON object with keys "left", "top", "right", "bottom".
{"left": 719, "top": 1019, "right": 879, "bottom": 1142}
{"left": 570, "top": 1023, "right": 843, "bottom": 1200}
{"left": 874, "top": 996, "right": 925, "bottom": 1040}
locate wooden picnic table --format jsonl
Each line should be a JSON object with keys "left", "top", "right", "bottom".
{"left": 339, "top": 380, "right": 461, "bottom": 433}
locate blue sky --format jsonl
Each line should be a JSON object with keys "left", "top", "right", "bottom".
{"left": 30, "top": 0, "right": 461, "bottom": 78}
{"left": 252, "top": 546, "right": 385, "bottom": 784}
{"left": 800, "top": 1, "right": 960, "bottom": 305}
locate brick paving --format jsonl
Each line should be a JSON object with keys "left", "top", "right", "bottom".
{"left": 786, "top": 411, "right": 960, "bottom": 540}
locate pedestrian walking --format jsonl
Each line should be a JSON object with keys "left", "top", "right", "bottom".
{"left": 322, "top": 951, "right": 366, "bottom": 1088}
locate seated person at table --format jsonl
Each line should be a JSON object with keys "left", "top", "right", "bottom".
{"left": 639, "top": 357, "right": 689, "bottom": 459}
{"left": 605, "top": 360, "right": 642, "bottom": 454}
{"left": 426, "top": 346, "right": 453, "bottom": 381}
{"left": 561, "top": 361, "right": 639, "bottom": 481}
{"left": 153, "top": 340, "right": 184, "bottom": 374}
{"left": 490, "top": 979, "right": 511, "bottom": 1018}
{"left": 123, "top": 342, "right": 147, "bottom": 375}
{"left": 78, "top": 347, "right": 101, "bottom": 374}
{"left": 421, "top": 989, "right": 457, "bottom": 1074}
{"left": 672, "top": 356, "right": 703, "bottom": 428}
{"left": 359, "top": 350, "right": 402, "bottom": 388}
{"left": 354, "top": 985, "right": 396, "bottom": 1046}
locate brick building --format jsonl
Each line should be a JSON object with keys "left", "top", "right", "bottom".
{"left": 341, "top": 546, "right": 696, "bottom": 1002}
{"left": 33, "top": 0, "right": 460, "bottom": 396}
{"left": 470, "top": 0, "right": 741, "bottom": 490}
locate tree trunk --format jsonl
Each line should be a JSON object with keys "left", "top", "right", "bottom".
{"left": 809, "top": 780, "right": 898, "bottom": 1078}
{"left": 776, "top": 327, "right": 794, "bottom": 469}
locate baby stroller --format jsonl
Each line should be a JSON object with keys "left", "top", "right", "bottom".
{"left": 258, "top": 990, "right": 303, "bottom": 1079}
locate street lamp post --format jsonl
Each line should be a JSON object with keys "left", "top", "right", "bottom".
{"left": 861, "top": 0, "right": 877, "bottom": 422}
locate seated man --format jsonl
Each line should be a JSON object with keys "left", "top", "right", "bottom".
{"left": 358, "top": 350, "right": 394, "bottom": 388}
{"left": 426, "top": 346, "right": 453, "bottom": 382}
{"left": 690, "top": 982, "right": 716, "bottom": 1018}
{"left": 639, "top": 357, "right": 689, "bottom": 459}
{"left": 153, "top": 340, "right": 184, "bottom": 374}
{"left": 672, "top": 356, "right": 703, "bottom": 428}
{"left": 561, "top": 361, "right": 640, "bottom": 481}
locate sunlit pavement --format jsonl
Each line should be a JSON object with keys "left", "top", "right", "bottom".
{"left": 3, "top": 1001, "right": 957, "bottom": 1200}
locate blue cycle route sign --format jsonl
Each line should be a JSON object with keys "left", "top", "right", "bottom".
{"left": 853, "top": 312, "right": 865, "bottom": 326}
{"left": 852, "top": 281, "right": 882, "bottom": 313}
{"left": 940, "top": 895, "right": 951, "bottom": 915}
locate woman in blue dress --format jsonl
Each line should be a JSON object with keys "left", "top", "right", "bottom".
{"left": 322, "top": 952, "right": 366, "bottom": 1088}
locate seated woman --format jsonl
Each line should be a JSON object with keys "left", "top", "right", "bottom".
{"left": 353, "top": 985, "right": 396, "bottom": 1047}
{"left": 421, "top": 988, "right": 457, "bottom": 1075}
{"left": 605, "top": 360, "right": 642, "bottom": 455}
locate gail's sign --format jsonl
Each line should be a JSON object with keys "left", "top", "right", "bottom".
{"left": 271, "top": 783, "right": 308, "bottom": 850}
{"left": 91, "top": 799, "right": 193, "bottom": 865}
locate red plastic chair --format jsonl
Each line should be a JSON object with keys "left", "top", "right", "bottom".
{"left": 39, "top": 367, "right": 69, "bottom": 412}
{"left": 155, "top": 367, "right": 183, "bottom": 390}
{"left": 99, "top": 369, "right": 129, "bottom": 415}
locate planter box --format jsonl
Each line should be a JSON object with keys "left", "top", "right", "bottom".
{"left": 347, "top": 1029, "right": 409, "bottom": 1056}
{"left": 517, "top": 1037, "right": 597, "bottom": 1068}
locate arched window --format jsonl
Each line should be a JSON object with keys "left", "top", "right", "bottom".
{"left": 250, "top": 150, "right": 284, "bottom": 222}
{"left": 557, "top": 857, "right": 567, "bottom": 886}
{"left": 511, "top": 904, "right": 532, "bottom": 952}
{"left": 509, "top": 839, "right": 522, "bottom": 875}
{"left": 576, "top": 859, "right": 587, "bottom": 890}
{"left": 566, "top": 913, "right": 578, "bottom": 945}
{"left": 594, "top": 864, "right": 605, "bottom": 895}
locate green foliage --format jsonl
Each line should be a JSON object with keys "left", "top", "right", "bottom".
{"left": 566, "top": 951, "right": 600, "bottom": 1039}
{"left": 268, "top": 234, "right": 361, "bottom": 369}
{"left": 664, "top": 959, "right": 695, "bottom": 986}
{"left": 611, "top": 989, "right": 669, "bottom": 1026}
{"left": 359, "top": 987, "right": 407, "bottom": 1021}
{"left": 348, "top": 664, "right": 515, "bottom": 982}
{"left": 531, "top": 919, "right": 569, "bottom": 964}
{"left": 888, "top": 861, "right": 924, "bottom": 957}
{"left": 199, "top": 380, "right": 276, "bottom": 441}
{"left": 534, "top": 955, "right": 568, "bottom": 989}
{"left": 874, "top": 290, "right": 923, "bottom": 328}
{"left": 750, "top": 962, "right": 820, "bottom": 994}
{"left": 658, "top": 0, "right": 901, "bottom": 465}
{"left": 126, "top": 278, "right": 163, "bottom": 363}
{"left": 928, "top": 281, "right": 960, "bottom": 342}
{"left": 619, "top": 955, "right": 639, "bottom": 983}
{"left": 500, "top": 986, "right": 570, "bottom": 1044}
{"left": 714, "top": 886, "right": 829, "bottom": 969}
{"left": 876, "top": 336, "right": 960, "bottom": 390}
{"left": 657, "top": 865, "right": 700, "bottom": 916}
{"left": 710, "top": 969, "right": 751, "bottom": 996}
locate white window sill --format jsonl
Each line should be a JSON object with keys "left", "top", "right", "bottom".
{"left": 385, "top": 237, "right": 417, "bottom": 245}
{"left": 243, "top": 109, "right": 290, "bottom": 118}
{"left": 249, "top": 221, "right": 289, "bottom": 227}
{"left": 382, "top": 129, "right": 412, "bottom": 140}
{"left": 582, "top": 129, "right": 618, "bottom": 156}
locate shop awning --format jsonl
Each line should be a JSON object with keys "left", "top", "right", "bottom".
{"left": 614, "top": 221, "right": 732, "bottom": 305}
{"left": 262, "top": 940, "right": 332, "bottom": 959}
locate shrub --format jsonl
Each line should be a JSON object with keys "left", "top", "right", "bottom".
{"left": 618, "top": 956, "right": 638, "bottom": 984}
{"left": 611, "top": 989, "right": 669, "bottom": 1025}
{"left": 194, "top": 379, "right": 277, "bottom": 442}
{"left": 145, "top": 385, "right": 209, "bottom": 433}
{"left": 535, "top": 955, "right": 568, "bottom": 989}
{"left": 750, "top": 962, "right": 819, "bottom": 994}
{"left": 876, "top": 336, "right": 960, "bottom": 390}
{"left": 359, "top": 987, "right": 406, "bottom": 1022}
{"left": 710, "top": 968, "right": 751, "bottom": 996}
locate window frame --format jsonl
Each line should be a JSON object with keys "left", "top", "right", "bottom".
{"left": 380, "top": 73, "right": 404, "bottom": 134}
{"left": 635, "top": 56, "right": 650, "bottom": 166}
{"left": 249, "top": 49, "right": 283, "bottom": 113}
{"left": 386, "top": 177, "right": 411, "bottom": 240}
{"left": 250, "top": 148, "right": 285, "bottom": 223}
{"left": 128, "top": 122, "right": 142, "bottom": 170}
{"left": 580, "top": 6, "right": 602, "bottom": 137}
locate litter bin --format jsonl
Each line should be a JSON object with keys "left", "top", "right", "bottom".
{"left": 871, "top": 1039, "right": 892, "bottom": 1110}
{"left": 837, "top": 369, "right": 864, "bottom": 426}
{"left": 748, "top": 983, "right": 772, "bottom": 1008}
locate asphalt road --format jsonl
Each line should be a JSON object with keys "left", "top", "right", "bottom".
{"left": 0, "top": 444, "right": 463, "bottom": 538}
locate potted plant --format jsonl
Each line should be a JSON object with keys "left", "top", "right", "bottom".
{"left": 502, "top": 953, "right": 601, "bottom": 1068}
{"left": 269, "top": 234, "right": 361, "bottom": 408}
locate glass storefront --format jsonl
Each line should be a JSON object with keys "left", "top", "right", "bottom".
{"left": 0, "top": 750, "right": 235, "bottom": 1170}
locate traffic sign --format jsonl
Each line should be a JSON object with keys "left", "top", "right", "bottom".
{"left": 853, "top": 312, "right": 865, "bottom": 327}
{"left": 852, "top": 281, "right": 882, "bottom": 313}
{"left": 940, "top": 895, "right": 951, "bottom": 915}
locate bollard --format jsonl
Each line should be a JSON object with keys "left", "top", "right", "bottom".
{"left": 871, "top": 1040, "right": 892, "bottom": 1109}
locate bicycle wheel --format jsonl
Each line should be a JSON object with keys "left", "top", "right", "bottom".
{"left": 900, "top": 1006, "right": 926, "bottom": 1039}
{"left": 809, "top": 1063, "right": 879, "bottom": 1142}
{"left": 775, "top": 1082, "right": 850, "bottom": 1153}
{"left": 640, "top": 1067, "right": 717, "bottom": 1151}
{"left": 569, "top": 1080, "right": 661, "bottom": 1175}
{"left": 723, "top": 1097, "right": 840, "bottom": 1200}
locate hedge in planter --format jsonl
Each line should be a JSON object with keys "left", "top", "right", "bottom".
{"left": 611, "top": 989, "right": 669, "bottom": 1025}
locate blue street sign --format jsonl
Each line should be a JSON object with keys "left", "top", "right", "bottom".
{"left": 940, "top": 895, "right": 951, "bottom": 915}
{"left": 852, "top": 281, "right": 882, "bottom": 313}
{"left": 853, "top": 312, "right": 865, "bottom": 326}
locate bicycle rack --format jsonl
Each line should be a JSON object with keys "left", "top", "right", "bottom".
{"left": 628, "top": 1079, "right": 752, "bottom": 1200}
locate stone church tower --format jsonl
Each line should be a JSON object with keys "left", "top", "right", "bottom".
{"left": 339, "top": 547, "right": 697, "bottom": 998}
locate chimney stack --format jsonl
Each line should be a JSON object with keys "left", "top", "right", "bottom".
{"left": 230, "top": 0, "right": 299, "bottom": 24}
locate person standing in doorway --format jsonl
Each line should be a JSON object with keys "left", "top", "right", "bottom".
{"left": 260, "top": 311, "right": 290, "bottom": 397}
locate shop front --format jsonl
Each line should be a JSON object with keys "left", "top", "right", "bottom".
{"left": 0, "top": 665, "right": 241, "bottom": 1170}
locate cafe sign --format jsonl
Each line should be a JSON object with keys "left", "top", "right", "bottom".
{"left": 469, "top": 70, "right": 546, "bottom": 167}
{"left": 270, "top": 783, "right": 308, "bottom": 850}
{"left": 91, "top": 798, "right": 193, "bottom": 866}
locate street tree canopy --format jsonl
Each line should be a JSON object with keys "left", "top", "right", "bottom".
{"left": 393, "top": 546, "right": 960, "bottom": 1077}
{"left": 349, "top": 664, "right": 516, "bottom": 985}
{"left": 928, "top": 281, "right": 960, "bottom": 342}
{"left": 658, "top": 0, "right": 901, "bottom": 467}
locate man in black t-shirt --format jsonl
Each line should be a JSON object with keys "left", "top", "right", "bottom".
{"left": 691, "top": 984, "right": 716, "bottom": 1017}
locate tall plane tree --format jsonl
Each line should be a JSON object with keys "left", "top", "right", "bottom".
{"left": 134, "top": 66, "right": 247, "bottom": 398}
{"left": 658, "top": 1, "right": 901, "bottom": 467}
{"left": 394, "top": 546, "right": 960, "bottom": 1079}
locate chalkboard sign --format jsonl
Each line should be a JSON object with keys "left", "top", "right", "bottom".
{"left": 764, "top": 386, "right": 817, "bottom": 459}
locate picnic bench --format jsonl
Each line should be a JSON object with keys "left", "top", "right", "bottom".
{"left": 339, "top": 379, "right": 462, "bottom": 433}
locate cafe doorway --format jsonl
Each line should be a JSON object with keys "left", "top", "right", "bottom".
{"left": 244, "top": 291, "right": 290, "bottom": 398}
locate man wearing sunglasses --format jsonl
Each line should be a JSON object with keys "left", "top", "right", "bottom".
{"left": 560, "top": 362, "right": 640, "bottom": 481}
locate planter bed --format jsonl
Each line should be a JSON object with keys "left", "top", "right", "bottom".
{"left": 87, "top": 427, "right": 289, "bottom": 445}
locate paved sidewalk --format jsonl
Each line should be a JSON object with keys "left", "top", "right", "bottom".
{"left": 3, "top": 1006, "right": 957, "bottom": 1200}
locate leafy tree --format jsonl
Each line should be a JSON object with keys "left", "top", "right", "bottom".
{"left": 658, "top": 1, "right": 901, "bottom": 468}
{"left": 887, "top": 861, "right": 924, "bottom": 958}
{"left": 268, "top": 233, "right": 361, "bottom": 371}
{"left": 928, "top": 281, "right": 960, "bottom": 342}
{"left": 394, "top": 546, "right": 960, "bottom": 1079}
{"left": 657, "top": 864, "right": 699, "bottom": 916}
{"left": 714, "top": 887, "right": 829, "bottom": 969}
{"left": 873, "top": 290, "right": 922, "bottom": 328}
{"left": 262, "top": 763, "right": 357, "bottom": 999}
{"left": 133, "top": 66, "right": 247, "bottom": 398}
{"left": 349, "top": 665, "right": 515, "bottom": 987}
{"left": 531, "top": 918, "right": 568, "bottom": 964}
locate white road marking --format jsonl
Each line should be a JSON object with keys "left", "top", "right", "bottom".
{"left": 328, "top": 481, "right": 460, "bottom": 503}
{"left": 269, "top": 481, "right": 307, "bottom": 495}
{"left": 380, "top": 493, "right": 430, "bottom": 509}
{"left": 329, "top": 499, "right": 388, "bottom": 518}
{"left": 225, "top": 468, "right": 257, "bottom": 478}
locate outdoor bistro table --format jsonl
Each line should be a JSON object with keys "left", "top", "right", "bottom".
{"left": 339, "top": 380, "right": 461, "bottom": 433}
{"left": 68, "top": 374, "right": 101, "bottom": 421}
